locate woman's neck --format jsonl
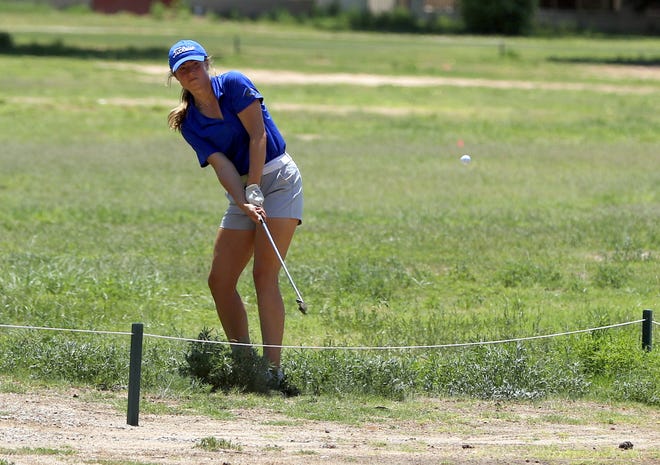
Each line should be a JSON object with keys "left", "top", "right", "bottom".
{"left": 192, "top": 85, "right": 216, "bottom": 107}
{"left": 193, "top": 87, "right": 222, "bottom": 119}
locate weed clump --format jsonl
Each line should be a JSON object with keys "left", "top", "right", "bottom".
{"left": 179, "top": 328, "right": 272, "bottom": 394}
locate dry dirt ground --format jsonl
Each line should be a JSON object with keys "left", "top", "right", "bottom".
{"left": 1, "top": 387, "right": 659, "bottom": 465}
{"left": 110, "top": 62, "right": 660, "bottom": 95}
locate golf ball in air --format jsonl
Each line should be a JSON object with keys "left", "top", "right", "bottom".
{"left": 460, "top": 154, "right": 471, "bottom": 164}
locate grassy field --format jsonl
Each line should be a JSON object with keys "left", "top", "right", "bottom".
{"left": 0, "top": 4, "right": 659, "bottom": 407}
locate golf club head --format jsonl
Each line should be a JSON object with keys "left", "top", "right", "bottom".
{"left": 296, "top": 299, "right": 307, "bottom": 315}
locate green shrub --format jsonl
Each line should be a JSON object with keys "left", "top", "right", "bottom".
{"left": 0, "top": 32, "right": 13, "bottom": 49}
{"left": 150, "top": 1, "right": 167, "bottom": 19}
{"left": 460, "top": 0, "right": 537, "bottom": 35}
{"left": 593, "top": 262, "right": 631, "bottom": 289}
{"left": 179, "top": 329, "right": 272, "bottom": 393}
{"left": 0, "top": 332, "right": 182, "bottom": 390}
{"left": 196, "top": 436, "right": 243, "bottom": 451}
{"left": 347, "top": 7, "right": 426, "bottom": 33}
{"left": 573, "top": 331, "right": 648, "bottom": 376}
{"left": 0, "top": 327, "right": 650, "bottom": 405}
{"left": 285, "top": 350, "right": 415, "bottom": 400}
{"left": 612, "top": 363, "right": 660, "bottom": 405}
{"left": 285, "top": 342, "right": 594, "bottom": 401}
{"left": 0, "top": 334, "right": 128, "bottom": 388}
{"left": 497, "top": 260, "right": 562, "bottom": 288}
{"left": 440, "top": 344, "right": 559, "bottom": 400}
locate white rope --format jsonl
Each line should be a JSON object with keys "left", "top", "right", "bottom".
{"left": 0, "top": 320, "right": 648, "bottom": 351}
{"left": 0, "top": 324, "right": 132, "bottom": 336}
{"left": 144, "top": 319, "right": 645, "bottom": 351}
{"left": 652, "top": 320, "right": 660, "bottom": 327}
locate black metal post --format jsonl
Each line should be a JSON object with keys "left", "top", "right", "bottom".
{"left": 642, "top": 310, "right": 653, "bottom": 352}
{"left": 127, "top": 323, "right": 144, "bottom": 426}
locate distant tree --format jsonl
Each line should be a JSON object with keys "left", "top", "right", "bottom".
{"left": 624, "top": 0, "right": 655, "bottom": 12}
{"left": 460, "top": 0, "right": 537, "bottom": 35}
{"left": 0, "top": 32, "right": 12, "bottom": 49}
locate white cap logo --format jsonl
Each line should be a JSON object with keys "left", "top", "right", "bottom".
{"left": 172, "top": 45, "right": 195, "bottom": 58}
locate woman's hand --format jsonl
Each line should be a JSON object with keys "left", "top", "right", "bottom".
{"left": 243, "top": 183, "right": 266, "bottom": 223}
{"left": 241, "top": 203, "right": 266, "bottom": 224}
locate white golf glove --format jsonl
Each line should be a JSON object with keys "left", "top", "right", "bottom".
{"left": 245, "top": 184, "right": 264, "bottom": 207}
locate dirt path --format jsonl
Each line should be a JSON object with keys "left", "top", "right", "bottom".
{"left": 1, "top": 388, "right": 659, "bottom": 465}
{"left": 241, "top": 68, "right": 659, "bottom": 94}
{"left": 101, "top": 62, "right": 660, "bottom": 94}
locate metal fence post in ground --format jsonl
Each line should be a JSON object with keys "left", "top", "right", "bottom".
{"left": 642, "top": 310, "right": 653, "bottom": 352}
{"left": 127, "top": 323, "right": 144, "bottom": 426}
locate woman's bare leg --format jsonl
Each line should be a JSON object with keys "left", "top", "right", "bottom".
{"left": 208, "top": 227, "right": 255, "bottom": 348}
{"left": 253, "top": 218, "right": 299, "bottom": 367}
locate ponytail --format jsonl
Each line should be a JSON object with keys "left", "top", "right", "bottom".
{"left": 168, "top": 87, "right": 191, "bottom": 132}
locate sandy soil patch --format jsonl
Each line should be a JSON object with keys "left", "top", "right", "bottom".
{"left": 583, "top": 64, "right": 660, "bottom": 81}
{"left": 100, "top": 63, "right": 659, "bottom": 95}
{"left": 1, "top": 388, "right": 659, "bottom": 465}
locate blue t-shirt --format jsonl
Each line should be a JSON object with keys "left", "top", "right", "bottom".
{"left": 181, "top": 71, "right": 286, "bottom": 175}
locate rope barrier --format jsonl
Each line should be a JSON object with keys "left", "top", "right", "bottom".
{"left": 0, "top": 319, "right": 649, "bottom": 351}
{"left": 144, "top": 319, "right": 645, "bottom": 351}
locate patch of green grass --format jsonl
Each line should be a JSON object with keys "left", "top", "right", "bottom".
{"left": 515, "top": 445, "right": 652, "bottom": 463}
{"left": 0, "top": 446, "right": 75, "bottom": 456}
{"left": 541, "top": 413, "right": 585, "bottom": 425}
{"left": 195, "top": 436, "right": 242, "bottom": 452}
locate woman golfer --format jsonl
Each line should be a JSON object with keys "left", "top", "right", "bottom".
{"left": 167, "top": 40, "right": 303, "bottom": 395}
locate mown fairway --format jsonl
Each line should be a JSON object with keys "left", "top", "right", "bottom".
{"left": 0, "top": 5, "right": 659, "bottom": 404}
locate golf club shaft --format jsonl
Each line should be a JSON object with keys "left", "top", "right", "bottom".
{"left": 259, "top": 218, "right": 307, "bottom": 313}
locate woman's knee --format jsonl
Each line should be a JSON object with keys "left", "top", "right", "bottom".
{"left": 207, "top": 271, "right": 217, "bottom": 291}
{"left": 208, "top": 265, "right": 237, "bottom": 293}
{"left": 252, "top": 263, "right": 279, "bottom": 290}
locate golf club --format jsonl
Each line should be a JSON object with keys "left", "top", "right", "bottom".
{"left": 259, "top": 217, "right": 307, "bottom": 314}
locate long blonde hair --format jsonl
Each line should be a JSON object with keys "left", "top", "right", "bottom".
{"left": 167, "top": 84, "right": 191, "bottom": 132}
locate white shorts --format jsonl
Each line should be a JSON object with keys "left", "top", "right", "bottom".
{"left": 220, "top": 153, "right": 303, "bottom": 230}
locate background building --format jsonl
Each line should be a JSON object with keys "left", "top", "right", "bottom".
{"left": 47, "top": 0, "right": 659, "bottom": 34}
{"left": 91, "top": 0, "right": 172, "bottom": 14}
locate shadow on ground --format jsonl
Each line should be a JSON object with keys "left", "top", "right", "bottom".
{"left": 548, "top": 55, "right": 660, "bottom": 66}
{"left": 0, "top": 31, "right": 167, "bottom": 61}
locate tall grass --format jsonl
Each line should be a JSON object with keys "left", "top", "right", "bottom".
{"left": 0, "top": 6, "right": 659, "bottom": 404}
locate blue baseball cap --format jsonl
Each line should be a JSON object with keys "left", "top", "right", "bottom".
{"left": 169, "top": 40, "right": 207, "bottom": 72}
